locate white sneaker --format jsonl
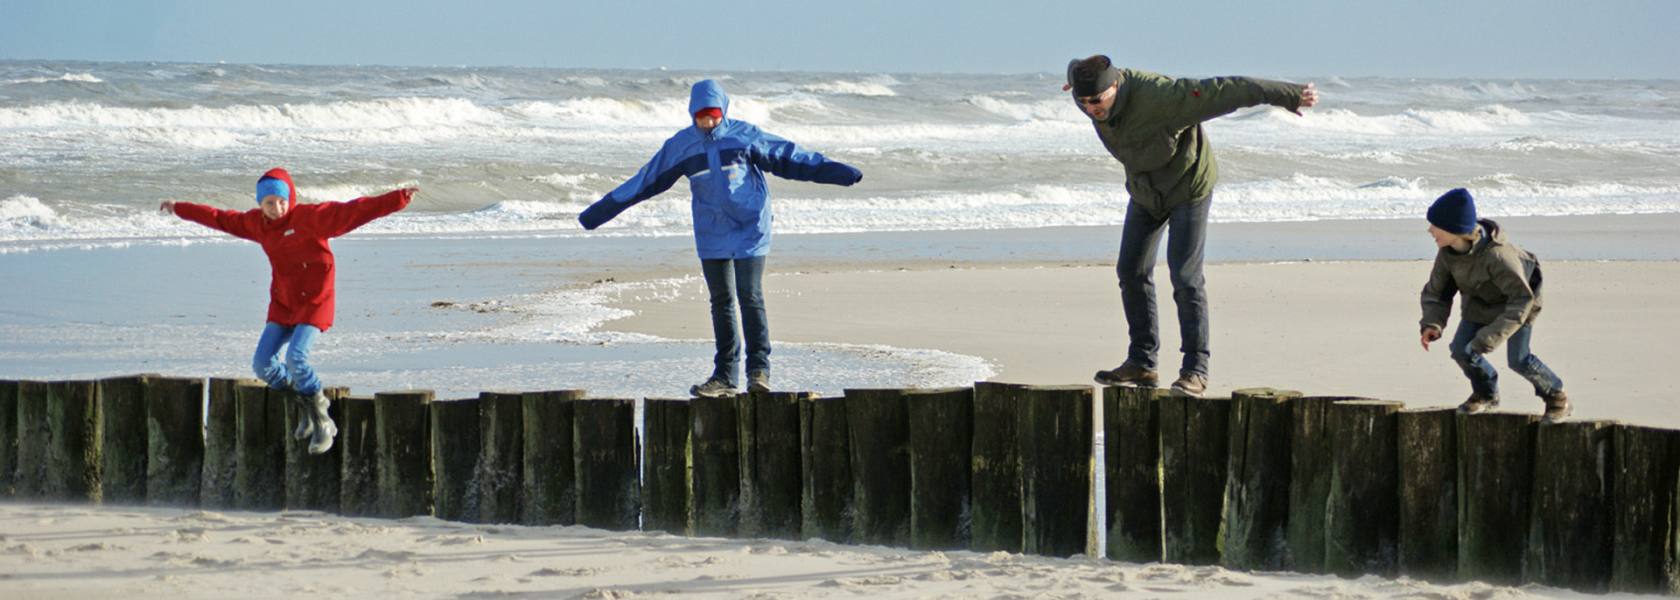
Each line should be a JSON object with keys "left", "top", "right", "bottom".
{"left": 307, "top": 391, "right": 337, "bottom": 455}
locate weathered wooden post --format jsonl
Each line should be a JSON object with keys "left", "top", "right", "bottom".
{"left": 0, "top": 380, "right": 17, "bottom": 497}
{"left": 284, "top": 387, "right": 346, "bottom": 512}
{"left": 145, "top": 376, "right": 203, "bottom": 506}
{"left": 739, "top": 391, "right": 809, "bottom": 540}
{"left": 642, "top": 398, "right": 692, "bottom": 535}
{"left": 1610, "top": 424, "right": 1680, "bottom": 593}
{"left": 97, "top": 375, "right": 150, "bottom": 504}
{"left": 14, "top": 381, "right": 48, "bottom": 498}
{"left": 201, "top": 378, "right": 242, "bottom": 508}
{"left": 234, "top": 381, "right": 284, "bottom": 510}
{"left": 521, "top": 389, "right": 584, "bottom": 526}
{"left": 846, "top": 388, "right": 912, "bottom": 547}
{"left": 1105, "top": 386, "right": 1163, "bottom": 562}
{"left": 572, "top": 398, "right": 638, "bottom": 530}
{"left": 970, "top": 381, "right": 1024, "bottom": 553}
{"left": 375, "top": 390, "right": 434, "bottom": 518}
{"left": 800, "top": 395, "right": 852, "bottom": 543}
{"left": 906, "top": 387, "right": 973, "bottom": 551}
{"left": 1457, "top": 412, "right": 1538, "bottom": 585}
{"left": 1221, "top": 387, "right": 1300, "bottom": 570}
{"left": 478, "top": 391, "right": 523, "bottom": 524}
{"left": 1159, "top": 394, "right": 1230, "bottom": 565}
{"left": 1397, "top": 407, "right": 1457, "bottom": 581}
{"left": 1019, "top": 385, "right": 1093, "bottom": 558}
{"left": 338, "top": 394, "right": 379, "bottom": 517}
{"left": 1525, "top": 420, "right": 1613, "bottom": 592}
{"left": 1286, "top": 396, "right": 1362, "bottom": 572}
{"left": 692, "top": 394, "right": 741, "bottom": 537}
{"left": 1324, "top": 400, "right": 1404, "bottom": 577}
{"left": 45, "top": 380, "right": 101, "bottom": 502}
{"left": 430, "top": 397, "right": 482, "bottom": 523}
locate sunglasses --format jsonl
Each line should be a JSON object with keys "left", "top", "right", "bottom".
{"left": 1075, "top": 84, "right": 1117, "bottom": 106}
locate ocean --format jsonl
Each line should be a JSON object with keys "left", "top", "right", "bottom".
{"left": 3, "top": 59, "right": 1678, "bottom": 396}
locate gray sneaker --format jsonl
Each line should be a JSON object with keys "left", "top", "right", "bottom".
{"left": 306, "top": 391, "right": 337, "bottom": 455}
{"left": 1094, "top": 363, "right": 1159, "bottom": 388}
{"left": 1170, "top": 372, "right": 1208, "bottom": 398}
{"left": 747, "top": 372, "right": 771, "bottom": 394}
{"left": 1457, "top": 394, "right": 1500, "bottom": 415}
{"left": 690, "top": 378, "right": 736, "bottom": 399}
{"left": 1541, "top": 391, "right": 1572, "bottom": 424}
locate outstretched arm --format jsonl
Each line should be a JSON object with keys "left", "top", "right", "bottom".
{"left": 579, "top": 142, "right": 690, "bottom": 230}
{"left": 1157, "top": 75, "right": 1313, "bottom": 130}
{"left": 314, "top": 187, "right": 416, "bottom": 238}
{"left": 750, "top": 131, "right": 862, "bottom": 186}
{"left": 164, "top": 201, "right": 261, "bottom": 241}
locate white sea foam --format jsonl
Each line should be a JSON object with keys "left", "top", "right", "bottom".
{"left": 799, "top": 80, "right": 898, "bottom": 97}
{"left": 3, "top": 73, "right": 103, "bottom": 85}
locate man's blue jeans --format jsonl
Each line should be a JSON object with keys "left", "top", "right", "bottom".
{"left": 1116, "top": 195, "right": 1211, "bottom": 377}
{"left": 1447, "top": 319, "right": 1564, "bottom": 399}
{"left": 701, "top": 257, "right": 769, "bottom": 386}
{"left": 252, "top": 322, "right": 322, "bottom": 395}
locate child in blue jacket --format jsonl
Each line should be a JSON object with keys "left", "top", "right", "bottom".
{"left": 579, "top": 79, "right": 863, "bottom": 398}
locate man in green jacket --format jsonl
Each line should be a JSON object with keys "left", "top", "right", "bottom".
{"left": 1071, "top": 54, "right": 1318, "bottom": 397}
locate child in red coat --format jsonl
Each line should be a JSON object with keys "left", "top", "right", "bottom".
{"left": 161, "top": 167, "right": 415, "bottom": 454}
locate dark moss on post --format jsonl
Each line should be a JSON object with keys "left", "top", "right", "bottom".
{"left": 572, "top": 398, "right": 639, "bottom": 530}
{"left": 234, "top": 382, "right": 284, "bottom": 510}
{"left": 200, "top": 378, "right": 243, "bottom": 509}
{"left": 1456, "top": 412, "right": 1538, "bottom": 585}
{"left": 800, "top": 395, "right": 852, "bottom": 543}
{"left": 642, "top": 398, "right": 692, "bottom": 535}
{"left": 430, "top": 397, "right": 482, "bottom": 523}
{"left": 338, "top": 395, "right": 379, "bottom": 517}
{"left": 374, "top": 390, "right": 434, "bottom": 518}
{"left": 14, "top": 381, "right": 49, "bottom": 498}
{"left": 970, "top": 382, "right": 1025, "bottom": 554}
{"left": 1104, "top": 386, "right": 1165, "bottom": 562}
{"left": 97, "top": 375, "right": 150, "bottom": 504}
{"left": 1286, "top": 396, "right": 1363, "bottom": 573}
{"left": 521, "top": 389, "right": 583, "bottom": 526}
{"left": 691, "top": 394, "right": 741, "bottom": 537}
{"left": 1018, "top": 385, "right": 1093, "bottom": 558}
{"left": 478, "top": 391, "right": 523, "bottom": 524}
{"left": 1525, "top": 420, "right": 1614, "bottom": 592}
{"left": 145, "top": 376, "right": 203, "bottom": 506}
{"left": 1610, "top": 424, "right": 1680, "bottom": 593}
{"left": 845, "top": 388, "right": 913, "bottom": 548}
{"left": 1324, "top": 400, "right": 1404, "bottom": 577}
{"left": 1221, "top": 387, "right": 1301, "bottom": 571}
{"left": 1397, "top": 407, "right": 1457, "bottom": 581}
{"left": 739, "top": 391, "right": 809, "bottom": 540}
{"left": 0, "top": 380, "right": 17, "bottom": 497}
{"left": 906, "top": 387, "right": 973, "bottom": 551}
{"left": 1159, "top": 395, "right": 1230, "bottom": 565}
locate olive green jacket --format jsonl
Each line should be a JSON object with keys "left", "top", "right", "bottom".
{"left": 1092, "top": 69, "right": 1306, "bottom": 218}
{"left": 1419, "top": 219, "right": 1545, "bottom": 353}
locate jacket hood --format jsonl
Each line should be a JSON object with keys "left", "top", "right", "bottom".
{"left": 688, "top": 79, "right": 730, "bottom": 119}
{"left": 1475, "top": 218, "right": 1506, "bottom": 249}
{"left": 259, "top": 167, "right": 298, "bottom": 210}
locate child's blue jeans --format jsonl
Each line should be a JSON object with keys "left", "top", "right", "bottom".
{"left": 1447, "top": 319, "right": 1563, "bottom": 400}
{"left": 252, "top": 322, "right": 323, "bottom": 395}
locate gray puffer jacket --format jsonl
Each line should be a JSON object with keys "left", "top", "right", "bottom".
{"left": 1419, "top": 219, "right": 1543, "bottom": 353}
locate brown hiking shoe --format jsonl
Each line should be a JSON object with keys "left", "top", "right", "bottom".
{"left": 1457, "top": 394, "right": 1500, "bottom": 415}
{"left": 1094, "top": 363, "right": 1159, "bottom": 388}
{"left": 1541, "top": 391, "right": 1572, "bottom": 424}
{"left": 1170, "top": 373, "right": 1208, "bottom": 398}
{"left": 747, "top": 371, "right": 771, "bottom": 394}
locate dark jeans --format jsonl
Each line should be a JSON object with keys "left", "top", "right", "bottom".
{"left": 1448, "top": 319, "right": 1564, "bottom": 399}
{"left": 701, "top": 256, "right": 770, "bottom": 386}
{"left": 1116, "top": 195, "right": 1210, "bottom": 377}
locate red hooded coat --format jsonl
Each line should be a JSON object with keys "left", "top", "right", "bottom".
{"left": 172, "top": 167, "right": 412, "bottom": 331}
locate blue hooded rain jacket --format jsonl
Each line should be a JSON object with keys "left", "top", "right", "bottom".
{"left": 578, "top": 79, "right": 863, "bottom": 259}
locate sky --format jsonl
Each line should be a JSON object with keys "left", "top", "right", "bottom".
{"left": 0, "top": 0, "right": 1676, "bottom": 79}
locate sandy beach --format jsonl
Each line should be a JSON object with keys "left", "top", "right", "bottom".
{"left": 0, "top": 502, "right": 1602, "bottom": 599}
{"left": 606, "top": 259, "right": 1680, "bottom": 428}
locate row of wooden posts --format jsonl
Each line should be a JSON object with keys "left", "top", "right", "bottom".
{"left": 1, "top": 376, "right": 1677, "bottom": 595}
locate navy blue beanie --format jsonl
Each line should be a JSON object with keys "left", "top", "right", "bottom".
{"left": 1427, "top": 188, "right": 1477, "bottom": 234}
